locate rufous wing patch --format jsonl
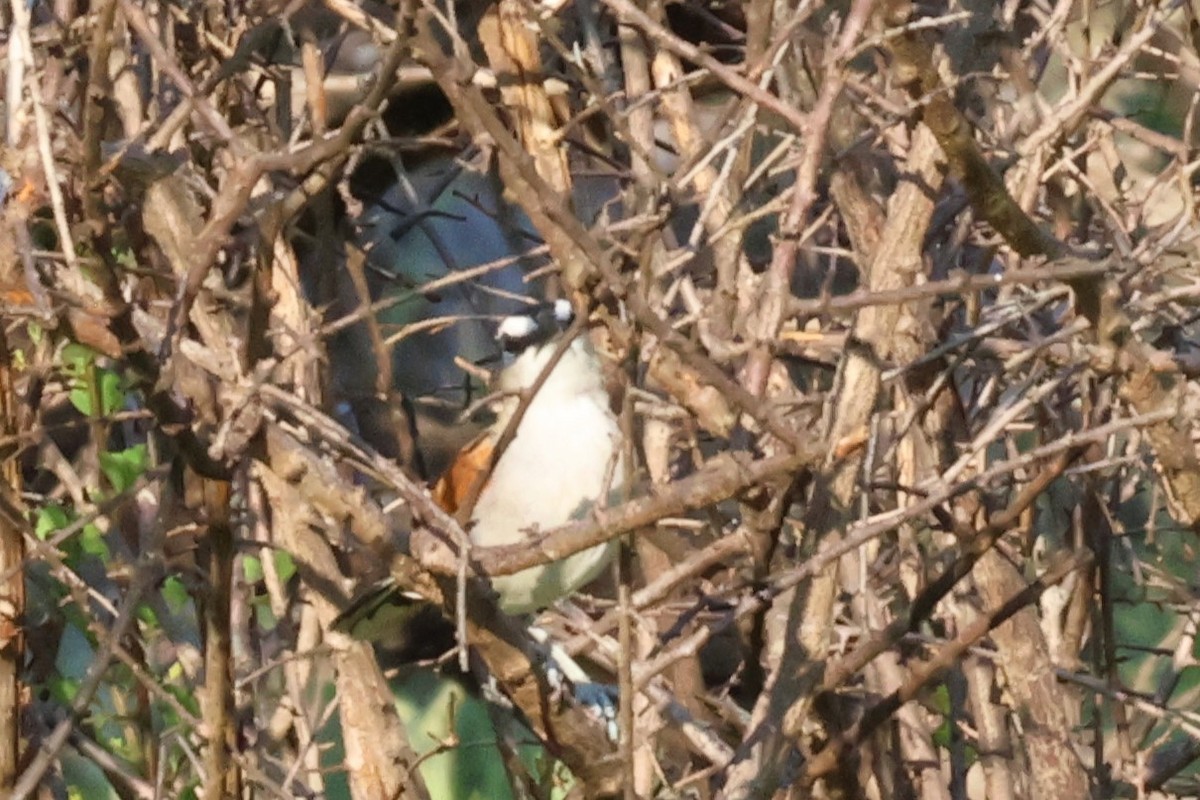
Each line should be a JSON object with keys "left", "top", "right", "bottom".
{"left": 431, "top": 433, "right": 495, "bottom": 515}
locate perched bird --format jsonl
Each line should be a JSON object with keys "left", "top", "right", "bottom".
{"left": 338, "top": 299, "right": 626, "bottom": 633}
{"left": 433, "top": 299, "right": 626, "bottom": 613}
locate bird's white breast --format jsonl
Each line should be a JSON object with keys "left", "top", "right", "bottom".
{"left": 472, "top": 339, "right": 625, "bottom": 613}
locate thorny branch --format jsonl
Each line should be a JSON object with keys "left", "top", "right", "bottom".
{"left": 5, "top": 0, "right": 1200, "bottom": 798}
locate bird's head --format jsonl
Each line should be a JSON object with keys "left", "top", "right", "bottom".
{"left": 494, "top": 300, "right": 602, "bottom": 397}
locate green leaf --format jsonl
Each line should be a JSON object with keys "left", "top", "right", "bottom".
{"left": 81, "top": 524, "right": 110, "bottom": 559}
{"left": 274, "top": 550, "right": 296, "bottom": 583}
{"left": 136, "top": 602, "right": 160, "bottom": 628}
{"left": 47, "top": 674, "right": 80, "bottom": 704}
{"left": 163, "top": 680, "right": 202, "bottom": 718}
{"left": 61, "top": 343, "right": 94, "bottom": 375}
{"left": 242, "top": 556, "right": 263, "bottom": 583}
{"left": 63, "top": 344, "right": 125, "bottom": 417}
{"left": 932, "top": 717, "right": 952, "bottom": 748}
{"left": 253, "top": 598, "right": 278, "bottom": 631}
{"left": 68, "top": 378, "right": 96, "bottom": 416}
{"left": 927, "top": 684, "right": 950, "bottom": 715}
{"left": 35, "top": 505, "right": 71, "bottom": 540}
{"left": 113, "top": 247, "right": 137, "bottom": 269}
{"left": 161, "top": 576, "right": 190, "bottom": 613}
{"left": 96, "top": 368, "right": 124, "bottom": 416}
{"left": 99, "top": 445, "right": 148, "bottom": 493}
{"left": 69, "top": 367, "right": 123, "bottom": 417}
{"left": 241, "top": 552, "right": 296, "bottom": 588}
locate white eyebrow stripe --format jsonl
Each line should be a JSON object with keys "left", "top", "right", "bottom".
{"left": 496, "top": 315, "right": 540, "bottom": 342}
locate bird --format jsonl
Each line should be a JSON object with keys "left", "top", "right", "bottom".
{"left": 337, "top": 298, "right": 627, "bottom": 634}
{"left": 432, "top": 298, "right": 627, "bottom": 613}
